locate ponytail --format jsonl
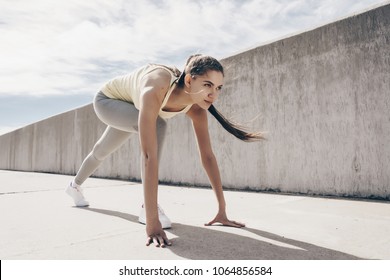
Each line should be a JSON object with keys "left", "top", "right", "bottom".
{"left": 208, "top": 105, "right": 265, "bottom": 142}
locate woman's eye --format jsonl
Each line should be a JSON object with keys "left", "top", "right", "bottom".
{"left": 204, "top": 84, "right": 212, "bottom": 88}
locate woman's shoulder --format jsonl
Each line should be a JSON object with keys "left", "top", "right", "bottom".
{"left": 141, "top": 66, "right": 173, "bottom": 88}
{"left": 141, "top": 64, "right": 180, "bottom": 93}
{"left": 148, "top": 63, "right": 181, "bottom": 78}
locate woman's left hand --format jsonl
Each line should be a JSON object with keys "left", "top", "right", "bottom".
{"left": 205, "top": 212, "right": 245, "bottom": 228}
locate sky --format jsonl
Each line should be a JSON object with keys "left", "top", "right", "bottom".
{"left": 0, "top": 0, "right": 387, "bottom": 135}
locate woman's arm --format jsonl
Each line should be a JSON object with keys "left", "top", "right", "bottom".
{"left": 138, "top": 69, "right": 172, "bottom": 247}
{"left": 186, "top": 104, "right": 245, "bottom": 228}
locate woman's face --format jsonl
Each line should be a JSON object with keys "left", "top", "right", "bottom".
{"left": 186, "top": 70, "right": 224, "bottom": 110}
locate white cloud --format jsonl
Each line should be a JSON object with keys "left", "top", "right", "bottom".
{"left": 0, "top": 0, "right": 386, "bottom": 97}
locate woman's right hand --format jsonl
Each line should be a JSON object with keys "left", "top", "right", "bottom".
{"left": 146, "top": 220, "right": 172, "bottom": 248}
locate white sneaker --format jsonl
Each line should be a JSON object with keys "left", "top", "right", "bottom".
{"left": 138, "top": 204, "right": 172, "bottom": 229}
{"left": 65, "top": 182, "right": 89, "bottom": 207}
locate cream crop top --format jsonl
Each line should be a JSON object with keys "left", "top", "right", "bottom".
{"left": 100, "top": 64, "right": 192, "bottom": 119}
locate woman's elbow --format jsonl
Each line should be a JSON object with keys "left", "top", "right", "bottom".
{"left": 201, "top": 153, "right": 216, "bottom": 166}
{"left": 141, "top": 151, "right": 158, "bottom": 163}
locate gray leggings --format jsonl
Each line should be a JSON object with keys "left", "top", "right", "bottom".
{"left": 74, "top": 91, "right": 167, "bottom": 185}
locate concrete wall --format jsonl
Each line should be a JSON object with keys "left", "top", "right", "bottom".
{"left": 1, "top": 3, "right": 389, "bottom": 200}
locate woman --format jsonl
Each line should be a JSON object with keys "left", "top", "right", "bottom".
{"left": 65, "top": 54, "right": 264, "bottom": 247}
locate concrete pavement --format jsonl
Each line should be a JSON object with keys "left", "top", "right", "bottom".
{"left": 1, "top": 170, "right": 389, "bottom": 260}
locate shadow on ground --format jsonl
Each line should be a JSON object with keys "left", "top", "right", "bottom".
{"left": 80, "top": 207, "right": 362, "bottom": 260}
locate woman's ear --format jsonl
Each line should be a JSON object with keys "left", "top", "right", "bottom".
{"left": 184, "top": 73, "right": 192, "bottom": 88}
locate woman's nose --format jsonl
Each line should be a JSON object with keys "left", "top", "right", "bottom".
{"left": 208, "top": 90, "right": 219, "bottom": 100}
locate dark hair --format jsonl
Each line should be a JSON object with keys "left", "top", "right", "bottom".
{"left": 176, "top": 54, "right": 224, "bottom": 87}
{"left": 177, "top": 54, "right": 265, "bottom": 142}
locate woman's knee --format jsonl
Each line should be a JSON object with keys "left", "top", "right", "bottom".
{"left": 91, "top": 142, "right": 108, "bottom": 162}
